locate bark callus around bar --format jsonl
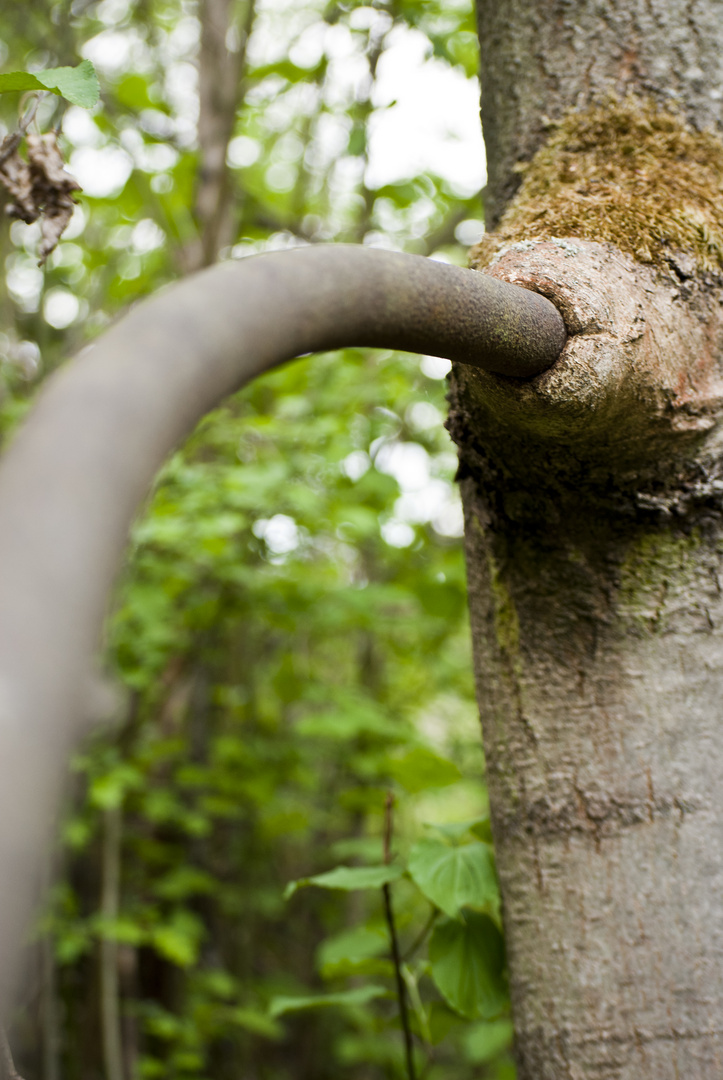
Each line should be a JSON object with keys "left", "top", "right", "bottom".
{"left": 452, "top": 238, "right": 723, "bottom": 523}
{"left": 453, "top": 98, "right": 723, "bottom": 524}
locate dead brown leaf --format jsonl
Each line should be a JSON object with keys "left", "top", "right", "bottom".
{"left": 0, "top": 130, "right": 82, "bottom": 264}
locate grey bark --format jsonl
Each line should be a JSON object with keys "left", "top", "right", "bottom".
{"left": 452, "top": 2, "right": 723, "bottom": 1076}
{"left": 0, "top": 1028, "right": 24, "bottom": 1080}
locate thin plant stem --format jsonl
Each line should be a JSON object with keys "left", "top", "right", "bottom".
{"left": 382, "top": 792, "right": 416, "bottom": 1080}
{"left": 41, "top": 930, "right": 60, "bottom": 1080}
{"left": 101, "top": 804, "right": 124, "bottom": 1080}
{"left": 18, "top": 93, "right": 43, "bottom": 134}
{"left": 401, "top": 908, "right": 438, "bottom": 964}
{"left": 402, "top": 963, "right": 432, "bottom": 1044}
{"left": 0, "top": 92, "right": 46, "bottom": 169}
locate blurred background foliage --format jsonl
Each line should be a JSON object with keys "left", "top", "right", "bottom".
{"left": 0, "top": 0, "right": 514, "bottom": 1077}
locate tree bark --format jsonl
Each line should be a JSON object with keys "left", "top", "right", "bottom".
{"left": 454, "top": 2, "right": 723, "bottom": 1076}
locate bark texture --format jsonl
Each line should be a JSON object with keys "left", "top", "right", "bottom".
{"left": 456, "top": 1, "right": 723, "bottom": 1076}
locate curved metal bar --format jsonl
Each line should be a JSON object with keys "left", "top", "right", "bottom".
{"left": 0, "top": 244, "right": 565, "bottom": 1008}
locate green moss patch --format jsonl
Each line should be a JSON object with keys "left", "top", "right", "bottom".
{"left": 486, "top": 550, "right": 520, "bottom": 656}
{"left": 471, "top": 97, "right": 723, "bottom": 274}
{"left": 618, "top": 528, "right": 701, "bottom": 627}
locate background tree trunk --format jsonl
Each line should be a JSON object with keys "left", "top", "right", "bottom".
{"left": 455, "top": 3, "right": 723, "bottom": 1077}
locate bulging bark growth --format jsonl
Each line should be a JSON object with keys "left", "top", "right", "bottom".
{"left": 456, "top": 4, "right": 723, "bottom": 1075}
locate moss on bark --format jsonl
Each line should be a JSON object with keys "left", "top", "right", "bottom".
{"left": 470, "top": 98, "right": 723, "bottom": 275}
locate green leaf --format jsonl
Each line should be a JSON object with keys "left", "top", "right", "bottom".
{"left": 226, "top": 1007, "right": 283, "bottom": 1040}
{"left": 427, "top": 1001, "right": 464, "bottom": 1045}
{"left": 0, "top": 71, "right": 44, "bottom": 94}
{"left": 150, "top": 911, "right": 204, "bottom": 968}
{"left": 316, "top": 925, "right": 388, "bottom": 976}
{"left": 55, "top": 925, "right": 93, "bottom": 965}
{"left": 296, "top": 691, "right": 397, "bottom": 739}
{"left": 426, "top": 816, "right": 491, "bottom": 842}
{"left": 89, "top": 762, "right": 143, "bottom": 809}
{"left": 429, "top": 912, "right": 507, "bottom": 1020}
{"left": 269, "top": 984, "right": 387, "bottom": 1018}
{"left": 0, "top": 61, "right": 99, "bottom": 108}
{"left": 408, "top": 838, "right": 498, "bottom": 918}
{"left": 152, "top": 865, "right": 216, "bottom": 900}
{"left": 284, "top": 863, "right": 403, "bottom": 900}
{"left": 93, "top": 915, "right": 144, "bottom": 945}
{"left": 36, "top": 60, "right": 100, "bottom": 107}
{"left": 387, "top": 746, "right": 462, "bottom": 793}
{"left": 463, "top": 1019, "right": 515, "bottom": 1064}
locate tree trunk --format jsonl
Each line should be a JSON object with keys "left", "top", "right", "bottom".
{"left": 454, "top": 3, "right": 723, "bottom": 1077}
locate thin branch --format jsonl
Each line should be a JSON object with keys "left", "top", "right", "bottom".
{"left": 100, "top": 805, "right": 124, "bottom": 1080}
{"left": 18, "top": 92, "right": 43, "bottom": 134}
{"left": 383, "top": 792, "right": 416, "bottom": 1080}
{"left": 0, "top": 1028, "right": 25, "bottom": 1080}
{"left": 0, "top": 134, "right": 21, "bottom": 170}
{"left": 401, "top": 907, "right": 438, "bottom": 964}
{"left": 185, "top": 0, "right": 258, "bottom": 271}
{"left": 0, "top": 92, "right": 47, "bottom": 168}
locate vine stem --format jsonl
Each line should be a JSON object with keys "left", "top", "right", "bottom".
{"left": 401, "top": 908, "right": 438, "bottom": 964}
{"left": 383, "top": 792, "right": 416, "bottom": 1080}
{"left": 101, "top": 805, "right": 124, "bottom": 1080}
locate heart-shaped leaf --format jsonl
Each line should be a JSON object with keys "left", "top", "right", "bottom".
{"left": 408, "top": 838, "right": 498, "bottom": 918}
{"left": 429, "top": 912, "right": 507, "bottom": 1020}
